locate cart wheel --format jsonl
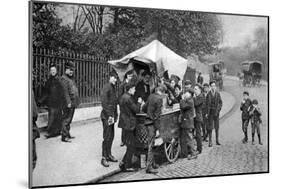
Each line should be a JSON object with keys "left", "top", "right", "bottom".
{"left": 164, "top": 138, "right": 181, "bottom": 163}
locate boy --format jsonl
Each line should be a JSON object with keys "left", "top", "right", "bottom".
{"left": 249, "top": 99, "right": 263, "bottom": 145}
{"left": 240, "top": 91, "right": 252, "bottom": 143}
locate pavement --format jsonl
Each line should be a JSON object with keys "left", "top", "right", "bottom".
{"left": 32, "top": 86, "right": 236, "bottom": 187}
{"left": 99, "top": 78, "right": 268, "bottom": 183}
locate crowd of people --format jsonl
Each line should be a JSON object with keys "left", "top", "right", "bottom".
{"left": 99, "top": 68, "right": 224, "bottom": 174}
{"left": 31, "top": 62, "right": 263, "bottom": 175}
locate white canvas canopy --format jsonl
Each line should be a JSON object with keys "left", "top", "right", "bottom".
{"left": 108, "top": 40, "right": 191, "bottom": 81}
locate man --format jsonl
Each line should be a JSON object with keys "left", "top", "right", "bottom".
{"left": 197, "top": 72, "right": 204, "bottom": 85}
{"left": 202, "top": 83, "right": 210, "bottom": 141}
{"left": 60, "top": 61, "right": 80, "bottom": 142}
{"left": 179, "top": 89, "right": 197, "bottom": 159}
{"left": 134, "top": 71, "right": 151, "bottom": 102}
{"left": 206, "top": 81, "right": 223, "bottom": 147}
{"left": 174, "top": 84, "right": 182, "bottom": 103}
{"left": 32, "top": 90, "right": 40, "bottom": 170}
{"left": 40, "top": 65, "right": 64, "bottom": 138}
{"left": 240, "top": 91, "right": 252, "bottom": 143}
{"left": 100, "top": 71, "right": 119, "bottom": 167}
{"left": 119, "top": 82, "right": 143, "bottom": 171}
{"left": 193, "top": 84, "right": 205, "bottom": 154}
{"left": 183, "top": 80, "right": 193, "bottom": 93}
{"left": 118, "top": 70, "right": 134, "bottom": 147}
{"left": 143, "top": 86, "right": 164, "bottom": 174}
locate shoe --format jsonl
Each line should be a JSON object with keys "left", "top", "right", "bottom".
{"left": 187, "top": 154, "right": 197, "bottom": 160}
{"left": 259, "top": 141, "right": 263, "bottom": 145}
{"left": 146, "top": 168, "right": 158, "bottom": 174}
{"left": 124, "top": 168, "right": 138, "bottom": 172}
{"left": 216, "top": 141, "right": 221, "bottom": 145}
{"left": 209, "top": 143, "right": 212, "bottom": 147}
{"left": 252, "top": 141, "right": 255, "bottom": 145}
{"left": 120, "top": 142, "right": 125, "bottom": 147}
{"left": 101, "top": 158, "right": 109, "bottom": 167}
{"left": 68, "top": 135, "right": 75, "bottom": 139}
{"left": 242, "top": 138, "right": 247, "bottom": 144}
{"left": 61, "top": 137, "right": 72, "bottom": 143}
{"left": 197, "top": 149, "right": 202, "bottom": 154}
{"left": 107, "top": 155, "right": 118, "bottom": 162}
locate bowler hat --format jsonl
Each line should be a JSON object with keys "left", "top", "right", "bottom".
{"left": 65, "top": 61, "right": 75, "bottom": 69}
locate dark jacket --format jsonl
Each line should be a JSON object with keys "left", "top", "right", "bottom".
{"left": 206, "top": 90, "right": 222, "bottom": 117}
{"left": 202, "top": 92, "right": 208, "bottom": 117}
{"left": 118, "top": 81, "right": 127, "bottom": 103}
{"left": 194, "top": 93, "right": 205, "bottom": 122}
{"left": 249, "top": 106, "right": 262, "bottom": 123}
{"left": 240, "top": 98, "right": 252, "bottom": 120}
{"left": 197, "top": 75, "right": 204, "bottom": 85}
{"left": 134, "top": 80, "right": 150, "bottom": 102}
{"left": 118, "top": 93, "right": 141, "bottom": 130}
{"left": 180, "top": 97, "right": 195, "bottom": 129}
{"left": 61, "top": 74, "right": 80, "bottom": 108}
{"left": 40, "top": 75, "right": 64, "bottom": 108}
{"left": 143, "top": 93, "right": 163, "bottom": 130}
{"left": 100, "top": 83, "right": 118, "bottom": 121}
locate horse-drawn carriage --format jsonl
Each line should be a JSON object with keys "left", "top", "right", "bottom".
{"left": 108, "top": 40, "right": 195, "bottom": 164}
{"left": 208, "top": 61, "right": 225, "bottom": 90}
{"left": 241, "top": 61, "right": 263, "bottom": 87}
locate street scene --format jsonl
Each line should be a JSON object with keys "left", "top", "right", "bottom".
{"left": 30, "top": 1, "right": 268, "bottom": 188}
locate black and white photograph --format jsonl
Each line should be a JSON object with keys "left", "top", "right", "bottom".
{"left": 29, "top": 1, "right": 269, "bottom": 188}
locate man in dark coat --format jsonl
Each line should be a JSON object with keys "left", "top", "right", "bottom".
{"left": 240, "top": 91, "right": 252, "bottom": 143}
{"left": 119, "top": 82, "right": 143, "bottom": 171}
{"left": 134, "top": 71, "right": 151, "bottom": 102}
{"left": 40, "top": 65, "right": 64, "bottom": 138}
{"left": 142, "top": 86, "right": 164, "bottom": 174}
{"left": 100, "top": 71, "right": 119, "bottom": 167}
{"left": 60, "top": 61, "right": 80, "bottom": 142}
{"left": 206, "top": 81, "right": 223, "bottom": 147}
{"left": 32, "top": 90, "right": 40, "bottom": 170}
{"left": 202, "top": 83, "right": 210, "bottom": 141}
{"left": 193, "top": 84, "right": 205, "bottom": 153}
{"left": 179, "top": 89, "right": 197, "bottom": 159}
{"left": 118, "top": 70, "right": 134, "bottom": 146}
{"left": 197, "top": 72, "right": 204, "bottom": 85}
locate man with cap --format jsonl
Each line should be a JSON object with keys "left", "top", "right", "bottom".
{"left": 183, "top": 80, "right": 193, "bottom": 93}
{"left": 100, "top": 71, "right": 119, "bottom": 167}
{"left": 119, "top": 81, "right": 144, "bottom": 172}
{"left": 206, "top": 80, "right": 222, "bottom": 147}
{"left": 249, "top": 99, "right": 263, "bottom": 145}
{"left": 118, "top": 70, "right": 135, "bottom": 147}
{"left": 39, "top": 64, "right": 64, "bottom": 138}
{"left": 60, "top": 61, "right": 80, "bottom": 142}
{"left": 193, "top": 84, "right": 205, "bottom": 153}
{"left": 142, "top": 86, "right": 164, "bottom": 174}
{"left": 134, "top": 71, "right": 151, "bottom": 103}
{"left": 240, "top": 91, "right": 252, "bottom": 143}
{"left": 179, "top": 88, "right": 197, "bottom": 159}
{"left": 202, "top": 83, "right": 210, "bottom": 141}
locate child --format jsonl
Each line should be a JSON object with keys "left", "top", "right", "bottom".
{"left": 240, "top": 91, "right": 252, "bottom": 143}
{"left": 249, "top": 99, "right": 263, "bottom": 145}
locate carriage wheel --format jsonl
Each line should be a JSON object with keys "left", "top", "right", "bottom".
{"left": 164, "top": 138, "right": 181, "bottom": 163}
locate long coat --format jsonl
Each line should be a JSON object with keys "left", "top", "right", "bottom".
{"left": 206, "top": 90, "right": 222, "bottom": 117}
{"left": 240, "top": 98, "right": 252, "bottom": 120}
{"left": 40, "top": 75, "right": 64, "bottom": 108}
{"left": 118, "top": 93, "right": 141, "bottom": 130}
{"left": 179, "top": 97, "right": 195, "bottom": 129}
{"left": 143, "top": 93, "right": 163, "bottom": 130}
{"left": 118, "top": 81, "right": 127, "bottom": 103}
{"left": 194, "top": 93, "right": 205, "bottom": 123}
{"left": 100, "top": 83, "right": 118, "bottom": 121}
{"left": 60, "top": 74, "right": 80, "bottom": 108}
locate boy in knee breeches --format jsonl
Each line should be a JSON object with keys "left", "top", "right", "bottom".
{"left": 249, "top": 99, "right": 263, "bottom": 145}
{"left": 240, "top": 91, "right": 252, "bottom": 143}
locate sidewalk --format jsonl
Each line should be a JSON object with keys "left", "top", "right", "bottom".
{"left": 32, "top": 91, "right": 235, "bottom": 187}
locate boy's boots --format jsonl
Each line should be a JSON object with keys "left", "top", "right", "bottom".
{"left": 258, "top": 134, "right": 263, "bottom": 145}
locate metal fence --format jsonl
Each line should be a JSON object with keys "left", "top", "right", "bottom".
{"left": 32, "top": 48, "right": 113, "bottom": 106}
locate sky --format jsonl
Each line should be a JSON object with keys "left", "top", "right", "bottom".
{"left": 219, "top": 15, "right": 268, "bottom": 47}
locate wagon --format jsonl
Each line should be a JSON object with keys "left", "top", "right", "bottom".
{"left": 241, "top": 61, "right": 262, "bottom": 87}
{"left": 135, "top": 108, "right": 181, "bottom": 163}
{"left": 208, "top": 61, "right": 225, "bottom": 90}
{"left": 108, "top": 40, "right": 194, "bottom": 163}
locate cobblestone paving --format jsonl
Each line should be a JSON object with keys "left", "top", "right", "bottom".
{"left": 99, "top": 79, "right": 268, "bottom": 183}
